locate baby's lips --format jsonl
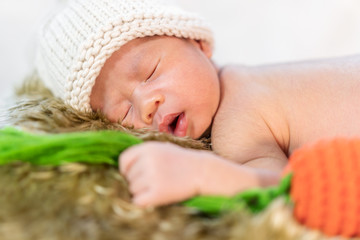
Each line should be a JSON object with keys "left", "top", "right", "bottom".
{"left": 158, "top": 123, "right": 169, "bottom": 134}
{"left": 158, "top": 112, "right": 181, "bottom": 134}
{"left": 173, "top": 113, "right": 187, "bottom": 137}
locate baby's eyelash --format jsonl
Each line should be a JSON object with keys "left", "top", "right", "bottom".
{"left": 146, "top": 60, "right": 160, "bottom": 81}
{"left": 122, "top": 105, "right": 131, "bottom": 122}
{"left": 146, "top": 66, "right": 156, "bottom": 81}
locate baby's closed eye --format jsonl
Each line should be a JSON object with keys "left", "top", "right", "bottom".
{"left": 144, "top": 58, "right": 160, "bottom": 82}
{"left": 122, "top": 104, "right": 132, "bottom": 122}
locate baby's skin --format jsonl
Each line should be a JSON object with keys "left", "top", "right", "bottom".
{"left": 90, "top": 36, "right": 360, "bottom": 207}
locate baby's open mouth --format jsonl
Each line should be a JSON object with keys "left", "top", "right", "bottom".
{"left": 168, "top": 114, "right": 180, "bottom": 133}
{"left": 159, "top": 112, "right": 187, "bottom": 137}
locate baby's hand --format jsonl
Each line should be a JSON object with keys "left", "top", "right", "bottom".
{"left": 119, "top": 142, "right": 205, "bottom": 207}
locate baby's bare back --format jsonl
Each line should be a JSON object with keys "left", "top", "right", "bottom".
{"left": 212, "top": 55, "right": 360, "bottom": 168}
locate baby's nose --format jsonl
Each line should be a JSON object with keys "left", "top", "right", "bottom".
{"left": 140, "top": 94, "right": 164, "bottom": 125}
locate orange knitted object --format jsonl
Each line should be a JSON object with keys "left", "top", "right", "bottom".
{"left": 287, "top": 138, "right": 360, "bottom": 237}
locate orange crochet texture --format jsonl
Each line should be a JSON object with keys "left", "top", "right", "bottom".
{"left": 286, "top": 138, "right": 360, "bottom": 237}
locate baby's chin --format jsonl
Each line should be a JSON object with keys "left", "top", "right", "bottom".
{"left": 196, "top": 124, "right": 212, "bottom": 139}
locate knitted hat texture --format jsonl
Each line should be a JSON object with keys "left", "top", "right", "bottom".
{"left": 36, "top": 0, "right": 213, "bottom": 112}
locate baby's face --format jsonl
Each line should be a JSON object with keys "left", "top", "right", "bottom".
{"left": 90, "top": 36, "right": 220, "bottom": 139}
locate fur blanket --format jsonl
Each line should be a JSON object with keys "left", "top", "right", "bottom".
{"left": 0, "top": 74, "right": 339, "bottom": 240}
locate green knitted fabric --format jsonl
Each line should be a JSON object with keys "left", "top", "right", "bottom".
{"left": 0, "top": 127, "right": 142, "bottom": 166}
{"left": 183, "top": 174, "right": 292, "bottom": 214}
{"left": 0, "top": 127, "right": 291, "bottom": 214}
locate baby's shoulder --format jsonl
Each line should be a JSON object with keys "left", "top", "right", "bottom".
{"left": 218, "top": 65, "right": 273, "bottom": 105}
{"left": 217, "top": 65, "right": 276, "bottom": 116}
{"left": 212, "top": 65, "right": 289, "bottom": 160}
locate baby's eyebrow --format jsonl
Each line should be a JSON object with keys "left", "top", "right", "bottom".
{"left": 126, "top": 53, "right": 145, "bottom": 79}
{"left": 126, "top": 45, "right": 155, "bottom": 79}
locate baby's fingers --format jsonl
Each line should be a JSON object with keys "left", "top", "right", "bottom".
{"left": 133, "top": 190, "right": 158, "bottom": 207}
{"left": 119, "top": 145, "right": 142, "bottom": 175}
{"left": 128, "top": 177, "right": 149, "bottom": 196}
{"left": 126, "top": 159, "right": 144, "bottom": 183}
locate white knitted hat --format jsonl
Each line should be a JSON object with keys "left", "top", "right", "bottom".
{"left": 36, "top": 0, "right": 214, "bottom": 112}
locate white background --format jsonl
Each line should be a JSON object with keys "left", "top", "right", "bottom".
{"left": 1, "top": 0, "right": 360, "bottom": 101}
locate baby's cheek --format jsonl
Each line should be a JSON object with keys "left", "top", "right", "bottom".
{"left": 108, "top": 114, "right": 120, "bottom": 123}
{"left": 121, "top": 118, "right": 135, "bottom": 129}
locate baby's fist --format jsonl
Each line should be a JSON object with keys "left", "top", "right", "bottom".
{"left": 119, "top": 142, "right": 204, "bottom": 207}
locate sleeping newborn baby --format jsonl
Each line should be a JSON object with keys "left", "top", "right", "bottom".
{"left": 35, "top": 0, "right": 360, "bottom": 207}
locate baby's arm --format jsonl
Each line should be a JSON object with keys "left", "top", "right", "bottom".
{"left": 120, "top": 141, "right": 283, "bottom": 207}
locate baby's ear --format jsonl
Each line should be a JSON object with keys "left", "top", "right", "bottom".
{"left": 197, "top": 40, "right": 212, "bottom": 59}
{"left": 190, "top": 39, "right": 213, "bottom": 59}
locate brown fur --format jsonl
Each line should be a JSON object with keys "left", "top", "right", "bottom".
{"left": 0, "top": 73, "right": 336, "bottom": 240}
